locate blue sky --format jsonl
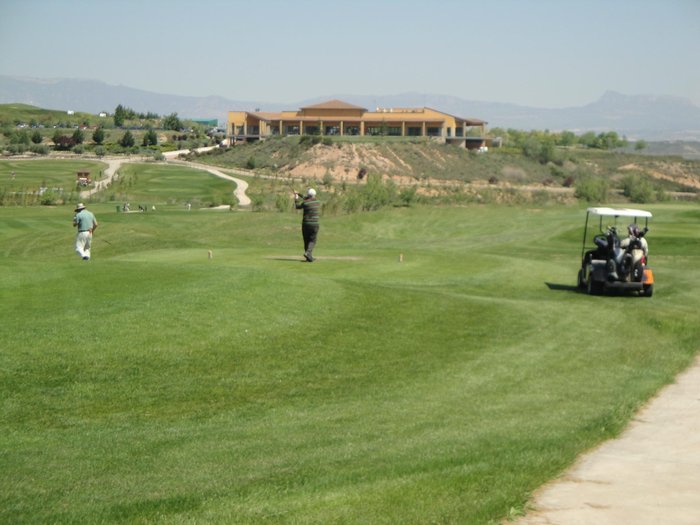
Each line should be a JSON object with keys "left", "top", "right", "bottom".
{"left": 1, "top": 0, "right": 698, "bottom": 108}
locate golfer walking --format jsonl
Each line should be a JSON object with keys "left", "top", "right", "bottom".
{"left": 72, "top": 203, "right": 98, "bottom": 261}
{"left": 294, "top": 188, "right": 320, "bottom": 262}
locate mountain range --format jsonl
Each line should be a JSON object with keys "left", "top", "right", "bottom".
{"left": 1, "top": 75, "right": 699, "bottom": 141}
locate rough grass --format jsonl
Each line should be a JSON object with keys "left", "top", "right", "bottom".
{"left": 1, "top": 170, "right": 699, "bottom": 524}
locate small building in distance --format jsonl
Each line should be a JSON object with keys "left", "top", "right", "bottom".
{"left": 192, "top": 118, "right": 218, "bottom": 127}
{"left": 227, "top": 99, "right": 489, "bottom": 148}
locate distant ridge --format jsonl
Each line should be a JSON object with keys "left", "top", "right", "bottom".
{"left": 1, "top": 75, "right": 699, "bottom": 141}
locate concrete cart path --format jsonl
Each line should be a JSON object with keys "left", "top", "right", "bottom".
{"left": 164, "top": 157, "right": 251, "bottom": 206}
{"left": 79, "top": 158, "right": 129, "bottom": 199}
{"left": 511, "top": 354, "right": 700, "bottom": 525}
{"left": 80, "top": 152, "right": 251, "bottom": 206}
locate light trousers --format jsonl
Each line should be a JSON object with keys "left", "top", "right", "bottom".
{"left": 75, "top": 231, "right": 92, "bottom": 259}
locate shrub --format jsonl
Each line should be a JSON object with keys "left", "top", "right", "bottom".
{"left": 11, "top": 130, "right": 30, "bottom": 145}
{"left": 6, "top": 144, "right": 27, "bottom": 155}
{"left": 53, "top": 135, "right": 75, "bottom": 150}
{"left": 574, "top": 175, "right": 609, "bottom": 202}
{"left": 275, "top": 194, "right": 290, "bottom": 212}
{"left": 398, "top": 186, "right": 418, "bottom": 206}
{"left": 655, "top": 188, "right": 670, "bottom": 202}
{"left": 321, "top": 193, "right": 342, "bottom": 216}
{"left": 322, "top": 171, "right": 333, "bottom": 188}
{"left": 622, "top": 174, "right": 654, "bottom": 203}
{"left": 40, "top": 189, "right": 59, "bottom": 206}
{"left": 250, "top": 193, "right": 264, "bottom": 211}
{"left": 29, "top": 144, "right": 49, "bottom": 155}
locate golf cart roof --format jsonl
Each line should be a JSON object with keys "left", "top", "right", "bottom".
{"left": 587, "top": 207, "right": 652, "bottom": 218}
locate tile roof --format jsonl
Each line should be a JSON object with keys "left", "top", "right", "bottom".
{"left": 300, "top": 99, "right": 368, "bottom": 111}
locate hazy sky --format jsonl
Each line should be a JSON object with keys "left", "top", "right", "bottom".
{"left": 1, "top": 0, "right": 699, "bottom": 108}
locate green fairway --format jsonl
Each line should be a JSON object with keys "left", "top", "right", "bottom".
{"left": 1, "top": 167, "right": 699, "bottom": 523}
{"left": 111, "top": 163, "right": 238, "bottom": 208}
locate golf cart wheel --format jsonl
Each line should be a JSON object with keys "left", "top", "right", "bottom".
{"left": 587, "top": 276, "right": 602, "bottom": 295}
{"left": 577, "top": 269, "right": 585, "bottom": 289}
{"left": 642, "top": 284, "right": 654, "bottom": 297}
{"left": 632, "top": 262, "right": 644, "bottom": 282}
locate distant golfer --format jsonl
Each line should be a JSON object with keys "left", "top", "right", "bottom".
{"left": 294, "top": 188, "right": 320, "bottom": 262}
{"left": 72, "top": 203, "right": 98, "bottom": 261}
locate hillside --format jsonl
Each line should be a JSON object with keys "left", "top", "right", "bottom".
{"left": 192, "top": 137, "right": 700, "bottom": 199}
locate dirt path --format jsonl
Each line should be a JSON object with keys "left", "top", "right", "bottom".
{"left": 510, "top": 355, "right": 700, "bottom": 525}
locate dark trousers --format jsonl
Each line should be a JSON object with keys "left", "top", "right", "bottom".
{"left": 302, "top": 223, "right": 319, "bottom": 258}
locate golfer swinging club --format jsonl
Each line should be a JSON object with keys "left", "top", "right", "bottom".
{"left": 294, "top": 188, "right": 320, "bottom": 262}
{"left": 72, "top": 202, "right": 98, "bottom": 261}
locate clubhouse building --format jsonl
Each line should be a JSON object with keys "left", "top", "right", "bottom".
{"left": 227, "top": 99, "right": 489, "bottom": 148}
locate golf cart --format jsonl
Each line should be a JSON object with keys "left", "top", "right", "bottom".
{"left": 577, "top": 207, "right": 654, "bottom": 297}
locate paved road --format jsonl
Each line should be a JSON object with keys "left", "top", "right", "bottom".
{"left": 511, "top": 355, "right": 700, "bottom": 525}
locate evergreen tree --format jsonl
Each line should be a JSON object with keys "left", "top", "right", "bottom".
{"left": 92, "top": 127, "right": 106, "bottom": 145}
{"left": 114, "top": 104, "right": 126, "bottom": 127}
{"left": 119, "top": 130, "right": 135, "bottom": 148}
{"left": 72, "top": 128, "right": 85, "bottom": 145}
{"left": 142, "top": 128, "right": 158, "bottom": 146}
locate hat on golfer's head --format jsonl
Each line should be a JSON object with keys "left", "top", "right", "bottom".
{"left": 307, "top": 188, "right": 316, "bottom": 197}
{"left": 75, "top": 203, "right": 86, "bottom": 212}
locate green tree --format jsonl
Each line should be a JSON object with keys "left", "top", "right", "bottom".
{"left": 142, "top": 128, "right": 158, "bottom": 146}
{"left": 114, "top": 104, "right": 126, "bottom": 127}
{"left": 92, "top": 127, "right": 106, "bottom": 145}
{"left": 557, "top": 131, "right": 577, "bottom": 147}
{"left": 163, "top": 113, "right": 183, "bottom": 131}
{"left": 635, "top": 140, "right": 648, "bottom": 151}
{"left": 72, "top": 128, "right": 85, "bottom": 145}
{"left": 590, "top": 131, "right": 624, "bottom": 150}
{"left": 31, "top": 130, "right": 43, "bottom": 144}
{"left": 11, "top": 130, "right": 30, "bottom": 145}
{"left": 579, "top": 131, "right": 598, "bottom": 148}
{"left": 119, "top": 130, "right": 135, "bottom": 148}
